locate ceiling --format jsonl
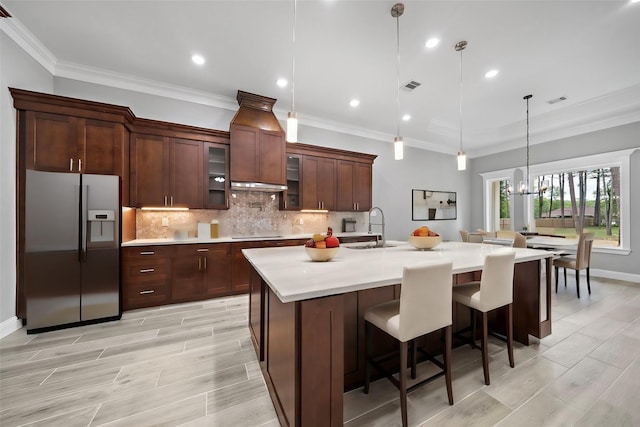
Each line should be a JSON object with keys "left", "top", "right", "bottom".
{"left": 2, "top": 0, "right": 640, "bottom": 157}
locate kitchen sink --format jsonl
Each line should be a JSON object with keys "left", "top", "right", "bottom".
{"left": 345, "top": 243, "right": 396, "bottom": 250}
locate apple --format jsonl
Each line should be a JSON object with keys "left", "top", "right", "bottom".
{"left": 325, "top": 236, "right": 340, "bottom": 248}
{"left": 315, "top": 240, "right": 327, "bottom": 249}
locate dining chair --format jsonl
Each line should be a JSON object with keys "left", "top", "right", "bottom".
{"left": 459, "top": 230, "right": 469, "bottom": 242}
{"left": 364, "top": 260, "right": 454, "bottom": 427}
{"left": 452, "top": 249, "right": 516, "bottom": 385}
{"left": 553, "top": 232, "right": 594, "bottom": 298}
{"left": 513, "top": 232, "right": 527, "bottom": 248}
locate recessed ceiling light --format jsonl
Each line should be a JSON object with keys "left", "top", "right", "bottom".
{"left": 191, "top": 54, "right": 205, "bottom": 65}
{"left": 402, "top": 114, "right": 411, "bottom": 121}
{"left": 350, "top": 99, "right": 360, "bottom": 107}
{"left": 485, "top": 69, "right": 499, "bottom": 78}
{"left": 277, "top": 78, "right": 288, "bottom": 88}
{"left": 425, "top": 38, "right": 440, "bottom": 49}
{"left": 632, "top": 0, "right": 640, "bottom": 3}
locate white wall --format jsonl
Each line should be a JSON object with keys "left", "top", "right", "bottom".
{"left": 0, "top": 30, "right": 53, "bottom": 328}
{"left": 471, "top": 122, "right": 640, "bottom": 278}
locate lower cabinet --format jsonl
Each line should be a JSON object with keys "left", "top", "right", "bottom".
{"left": 122, "top": 236, "right": 378, "bottom": 310}
{"left": 122, "top": 246, "right": 172, "bottom": 310}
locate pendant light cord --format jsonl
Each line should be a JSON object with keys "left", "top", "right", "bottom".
{"left": 525, "top": 95, "right": 531, "bottom": 190}
{"left": 459, "top": 48, "right": 463, "bottom": 153}
{"left": 396, "top": 11, "right": 400, "bottom": 137}
{"left": 291, "top": 0, "right": 296, "bottom": 113}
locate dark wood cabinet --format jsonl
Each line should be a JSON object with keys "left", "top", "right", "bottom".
{"left": 280, "top": 154, "right": 301, "bottom": 210}
{"left": 122, "top": 246, "right": 172, "bottom": 310}
{"left": 302, "top": 155, "right": 336, "bottom": 210}
{"left": 171, "top": 244, "right": 231, "bottom": 301}
{"left": 230, "top": 124, "right": 286, "bottom": 186}
{"left": 24, "top": 111, "right": 126, "bottom": 176}
{"left": 204, "top": 142, "right": 230, "bottom": 209}
{"left": 130, "top": 135, "right": 203, "bottom": 208}
{"left": 337, "top": 160, "right": 372, "bottom": 212}
{"left": 286, "top": 142, "right": 376, "bottom": 213}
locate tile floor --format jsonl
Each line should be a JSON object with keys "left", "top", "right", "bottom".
{"left": 1, "top": 276, "right": 639, "bottom": 426}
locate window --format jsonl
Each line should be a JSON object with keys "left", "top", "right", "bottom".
{"left": 481, "top": 149, "right": 632, "bottom": 255}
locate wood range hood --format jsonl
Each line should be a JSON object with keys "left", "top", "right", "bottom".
{"left": 229, "top": 90, "right": 287, "bottom": 192}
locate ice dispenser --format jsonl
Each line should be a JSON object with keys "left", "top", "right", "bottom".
{"left": 87, "top": 209, "right": 116, "bottom": 246}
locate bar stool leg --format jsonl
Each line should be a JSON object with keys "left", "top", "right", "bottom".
{"left": 444, "top": 325, "right": 454, "bottom": 405}
{"left": 399, "top": 340, "right": 408, "bottom": 427}
{"left": 587, "top": 267, "right": 591, "bottom": 294}
{"left": 507, "top": 304, "right": 514, "bottom": 368}
{"left": 481, "top": 311, "right": 490, "bottom": 385}
{"left": 576, "top": 270, "right": 581, "bottom": 298}
{"left": 411, "top": 339, "right": 417, "bottom": 380}
{"left": 364, "top": 321, "right": 372, "bottom": 394}
{"left": 555, "top": 266, "right": 559, "bottom": 293}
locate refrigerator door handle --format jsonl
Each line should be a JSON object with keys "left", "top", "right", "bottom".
{"left": 80, "top": 182, "right": 88, "bottom": 262}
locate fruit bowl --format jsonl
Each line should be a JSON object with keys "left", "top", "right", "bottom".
{"left": 408, "top": 235, "right": 442, "bottom": 250}
{"left": 305, "top": 246, "right": 339, "bottom": 262}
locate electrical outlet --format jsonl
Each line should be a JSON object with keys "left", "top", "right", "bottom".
{"left": 162, "top": 217, "right": 169, "bottom": 227}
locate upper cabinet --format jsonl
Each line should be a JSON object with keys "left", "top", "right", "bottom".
{"left": 281, "top": 154, "right": 301, "bottom": 210}
{"left": 204, "top": 142, "right": 230, "bottom": 209}
{"left": 229, "top": 91, "right": 286, "bottom": 186}
{"left": 286, "top": 143, "right": 377, "bottom": 212}
{"left": 337, "top": 160, "right": 373, "bottom": 212}
{"left": 13, "top": 89, "right": 131, "bottom": 206}
{"left": 24, "top": 110, "right": 127, "bottom": 176}
{"left": 128, "top": 118, "right": 229, "bottom": 209}
{"left": 302, "top": 155, "right": 336, "bottom": 210}
{"left": 130, "top": 135, "right": 203, "bottom": 208}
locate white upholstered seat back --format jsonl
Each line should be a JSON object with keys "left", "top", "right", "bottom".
{"left": 398, "top": 260, "right": 453, "bottom": 342}
{"left": 479, "top": 250, "right": 516, "bottom": 312}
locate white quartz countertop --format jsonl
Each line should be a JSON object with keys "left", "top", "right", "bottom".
{"left": 121, "top": 232, "right": 377, "bottom": 247}
{"left": 242, "top": 241, "right": 554, "bottom": 303}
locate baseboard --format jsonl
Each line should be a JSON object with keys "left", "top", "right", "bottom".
{"left": 590, "top": 269, "right": 640, "bottom": 284}
{"left": 0, "top": 316, "right": 23, "bottom": 339}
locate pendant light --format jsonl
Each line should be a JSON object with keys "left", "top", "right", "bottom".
{"left": 286, "top": 0, "right": 298, "bottom": 143}
{"left": 510, "top": 94, "right": 548, "bottom": 195}
{"left": 391, "top": 3, "right": 404, "bottom": 160}
{"left": 455, "top": 40, "right": 467, "bottom": 171}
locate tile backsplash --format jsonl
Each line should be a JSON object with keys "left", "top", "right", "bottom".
{"left": 135, "top": 192, "right": 368, "bottom": 239}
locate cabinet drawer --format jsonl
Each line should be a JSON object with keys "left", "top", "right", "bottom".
{"left": 124, "top": 281, "right": 170, "bottom": 310}
{"left": 122, "top": 246, "right": 172, "bottom": 261}
{"left": 174, "top": 243, "right": 231, "bottom": 257}
{"left": 123, "top": 259, "right": 170, "bottom": 282}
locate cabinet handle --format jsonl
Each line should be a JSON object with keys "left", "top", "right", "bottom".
{"left": 203, "top": 257, "right": 207, "bottom": 270}
{"left": 164, "top": 196, "right": 168, "bottom": 206}
{"left": 139, "top": 290, "right": 155, "bottom": 295}
{"left": 170, "top": 196, "right": 174, "bottom": 206}
{"left": 198, "top": 258, "right": 202, "bottom": 271}
{"left": 140, "top": 251, "right": 155, "bottom": 255}
{"left": 226, "top": 198, "right": 229, "bottom": 208}
{"left": 140, "top": 268, "right": 155, "bottom": 273}
{"left": 284, "top": 200, "right": 287, "bottom": 209}
{"left": 196, "top": 248, "right": 209, "bottom": 252}
{"left": 78, "top": 159, "right": 82, "bottom": 172}
{"left": 69, "top": 159, "right": 74, "bottom": 171}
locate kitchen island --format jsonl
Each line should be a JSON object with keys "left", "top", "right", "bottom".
{"left": 243, "top": 241, "right": 554, "bottom": 427}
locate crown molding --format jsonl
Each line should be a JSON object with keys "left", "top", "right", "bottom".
{"left": 0, "top": 10, "right": 56, "bottom": 74}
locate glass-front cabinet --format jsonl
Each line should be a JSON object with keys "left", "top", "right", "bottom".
{"left": 280, "top": 154, "right": 301, "bottom": 210}
{"left": 204, "top": 142, "right": 229, "bottom": 209}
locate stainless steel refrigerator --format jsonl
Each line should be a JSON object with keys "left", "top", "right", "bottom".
{"left": 25, "top": 170, "right": 121, "bottom": 333}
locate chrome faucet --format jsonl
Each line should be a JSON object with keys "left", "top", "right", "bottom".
{"left": 368, "top": 207, "right": 386, "bottom": 247}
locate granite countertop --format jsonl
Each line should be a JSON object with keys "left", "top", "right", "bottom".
{"left": 242, "top": 241, "right": 554, "bottom": 303}
{"left": 121, "top": 232, "right": 378, "bottom": 247}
